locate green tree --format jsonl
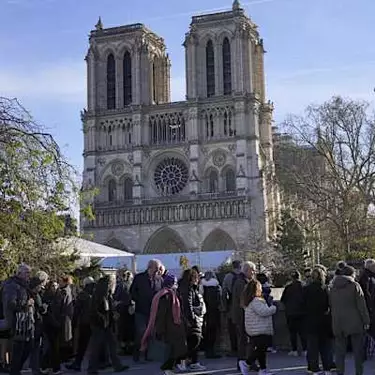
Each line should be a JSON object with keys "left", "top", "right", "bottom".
{"left": 0, "top": 97, "right": 91, "bottom": 279}
{"left": 275, "top": 210, "right": 306, "bottom": 271}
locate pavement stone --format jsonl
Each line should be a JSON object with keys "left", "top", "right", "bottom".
{"left": 66, "top": 353, "right": 374, "bottom": 375}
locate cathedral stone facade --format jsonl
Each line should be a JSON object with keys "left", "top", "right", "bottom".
{"left": 81, "top": 0, "right": 280, "bottom": 256}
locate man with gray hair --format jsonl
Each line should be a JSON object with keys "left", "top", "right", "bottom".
{"left": 231, "top": 261, "right": 258, "bottom": 371}
{"left": 2, "top": 264, "right": 34, "bottom": 375}
{"left": 130, "top": 259, "right": 164, "bottom": 362}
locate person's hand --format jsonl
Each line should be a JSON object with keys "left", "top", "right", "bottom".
{"left": 27, "top": 298, "right": 34, "bottom": 307}
{"left": 364, "top": 324, "right": 370, "bottom": 331}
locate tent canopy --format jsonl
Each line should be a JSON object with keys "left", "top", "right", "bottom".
{"left": 55, "top": 237, "right": 134, "bottom": 258}
{"left": 101, "top": 250, "right": 233, "bottom": 274}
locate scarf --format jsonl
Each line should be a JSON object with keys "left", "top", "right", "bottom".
{"left": 140, "top": 287, "right": 181, "bottom": 351}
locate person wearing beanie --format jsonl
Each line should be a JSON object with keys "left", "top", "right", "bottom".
{"left": 141, "top": 274, "right": 186, "bottom": 375}
{"left": 330, "top": 265, "right": 370, "bottom": 375}
{"left": 29, "top": 277, "right": 47, "bottom": 375}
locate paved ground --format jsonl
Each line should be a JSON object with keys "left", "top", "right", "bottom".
{"left": 71, "top": 353, "right": 374, "bottom": 375}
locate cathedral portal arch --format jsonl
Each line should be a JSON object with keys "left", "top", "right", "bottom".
{"left": 143, "top": 227, "right": 187, "bottom": 254}
{"left": 201, "top": 228, "right": 237, "bottom": 251}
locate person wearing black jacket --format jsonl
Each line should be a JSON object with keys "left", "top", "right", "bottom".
{"left": 66, "top": 277, "right": 95, "bottom": 372}
{"left": 29, "top": 277, "right": 48, "bottom": 375}
{"left": 281, "top": 271, "right": 307, "bottom": 356}
{"left": 303, "top": 268, "right": 334, "bottom": 374}
{"left": 87, "top": 276, "right": 128, "bottom": 375}
{"left": 41, "top": 281, "right": 63, "bottom": 375}
{"left": 130, "top": 259, "right": 163, "bottom": 362}
{"left": 201, "top": 271, "right": 222, "bottom": 359}
{"left": 178, "top": 269, "right": 206, "bottom": 372}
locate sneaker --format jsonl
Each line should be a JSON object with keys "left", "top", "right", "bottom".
{"left": 175, "top": 362, "right": 187, "bottom": 373}
{"left": 267, "top": 348, "right": 277, "bottom": 354}
{"left": 163, "top": 371, "right": 175, "bottom": 375}
{"left": 189, "top": 363, "right": 206, "bottom": 371}
{"left": 259, "top": 370, "right": 273, "bottom": 375}
{"left": 288, "top": 351, "right": 298, "bottom": 357}
{"left": 238, "top": 360, "right": 250, "bottom": 375}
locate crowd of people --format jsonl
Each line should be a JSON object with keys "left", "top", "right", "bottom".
{"left": 0, "top": 258, "right": 374, "bottom": 375}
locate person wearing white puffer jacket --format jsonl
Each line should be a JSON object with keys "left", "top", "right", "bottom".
{"left": 239, "top": 279, "right": 277, "bottom": 375}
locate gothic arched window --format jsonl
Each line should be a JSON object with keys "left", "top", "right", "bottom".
{"left": 222, "top": 37, "right": 232, "bottom": 95}
{"left": 123, "top": 51, "right": 132, "bottom": 106}
{"left": 208, "top": 170, "right": 219, "bottom": 193}
{"left": 152, "top": 61, "right": 157, "bottom": 103}
{"left": 108, "top": 179, "right": 117, "bottom": 202}
{"left": 225, "top": 169, "right": 236, "bottom": 192}
{"left": 108, "top": 127, "right": 112, "bottom": 147}
{"left": 124, "top": 178, "right": 133, "bottom": 201}
{"left": 206, "top": 40, "right": 215, "bottom": 97}
{"left": 107, "top": 54, "right": 116, "bottom": 109}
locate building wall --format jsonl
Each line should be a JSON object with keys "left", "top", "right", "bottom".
{"left": 81, "top": 1, "right": 279, "bottom": 255}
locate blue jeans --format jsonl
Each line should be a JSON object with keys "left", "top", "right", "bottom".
{"left": 307, "top": 334, "right": 333, "bottom": 372}
{"left": 134, "top": 313, "right": 149, "bottom": 359}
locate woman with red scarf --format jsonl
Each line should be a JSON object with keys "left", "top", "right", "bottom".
{"left": 141, "top": 274, "right": 187, "bottom": 375}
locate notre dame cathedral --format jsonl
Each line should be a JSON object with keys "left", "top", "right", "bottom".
{"left": 81, "top": 0, "right": 280, "bottom": 256}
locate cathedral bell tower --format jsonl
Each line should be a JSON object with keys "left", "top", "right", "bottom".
{"left": 86, "top": 18, "right": 171, "bottom": 111}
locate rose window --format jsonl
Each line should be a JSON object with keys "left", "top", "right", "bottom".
{"left": 154, "top": 157, "right": 189, "bottom": 195}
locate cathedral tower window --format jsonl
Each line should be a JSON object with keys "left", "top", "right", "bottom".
{"left": 222, "top": 37, "right": 232, "bottom": 95}
{"left": 123, "top": 51, "right": 132, "bottom": 106}
{"left": 108, "top": 127, "right": 113, "bottom": 147}
{"left": 152, "top": 61, "right": 156, "bottom": 103}
{"left": 206, "top": 40, "right": 215, "bottom": 97}
{"left": 225, "top": 169, "right": 236, "bottom": 192}
{"left": 124, "top": 178, "right": 133, "bottom": 201}
{"left": 205, "top": 114, "right": 215, "bottom": 139}
{"left": 108, "top": 179, "right": 117, "bottom": 202}
{"left": 107, "top": 54, "right": 116, "bottom": 109}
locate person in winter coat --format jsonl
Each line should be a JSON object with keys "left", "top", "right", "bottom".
{"left": 330, "top": 265, "right": 370, "bottom": 375}
{"left": 29, "top": 276, "right": 48, "bottom": 375}
{"left": 231, "top": 262, "right": 258, "bottom": 371}
{"left": 281, "top": 271, "right": 307, "bottom": 356}
{"left": 87, "top": 276, "right": 128, "bottom": 375}
{"left": 240, "top": 279, "right": 276, "bottom": 375}
{"left": 66, "top": 277, "right": 96, "bottom": 371}
{"left": 358, "top": 259, "right": 375, "bottom": 339}
{"left": 178, "top": 268, "right": 206, "bottom": 372}
{"left": 141, "top": 274, "right": 187, "bottom": 375}
{"left": 41, "top": 281, "right": 62, "bottom": 375}
{"left": 303, "top": 268, "right": 334, "bottom": 375}
{"left": 130, "top": 259, "right": 163, "bottom": 362}
{"left": 2, "top": 264, "right": 34, "bottom": 375}
{"left": 114, "top": 270, "right": 134, "bottom": 354}
{"left": 58, "top": 276, "right": 74, "bottom": 364}
{"left": 222, "top": 260, "right": 242, "bottom": 355}
{"left": 201, "top": 271, "right": 222, "bottom": 359}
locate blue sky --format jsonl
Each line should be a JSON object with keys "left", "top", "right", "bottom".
{"left": 1, "top": 0, "right": 375, "bottom": 175}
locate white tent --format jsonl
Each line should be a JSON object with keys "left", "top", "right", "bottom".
{"left": 55, "top": 237, "right": 134, "bottom": 258}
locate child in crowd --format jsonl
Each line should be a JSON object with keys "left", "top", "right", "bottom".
{"left": 240, "top": 280, "right": 277, "bottom": 375}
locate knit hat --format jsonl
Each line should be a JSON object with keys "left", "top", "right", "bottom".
{"left": 29, "top": 276, "right": 44, "bottom": 290}
{"left": 341, "top": 265, "right": 355, "bottom": 277}
{"left": 163, "top": 273, "right": 177, "bottom": 289}
{"left": 365, "top": 259, "right": 375, "bottom": 274}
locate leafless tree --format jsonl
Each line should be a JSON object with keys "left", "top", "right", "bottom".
{"left": 276, "top": 96, "right": 375, "bottom": 259}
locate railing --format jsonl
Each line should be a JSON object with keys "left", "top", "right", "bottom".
{"left": 94, "top": 191, "right": 239, "bottom": 208}
{"left": 84, "top": 195, "right": 249, "bottom": 228}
